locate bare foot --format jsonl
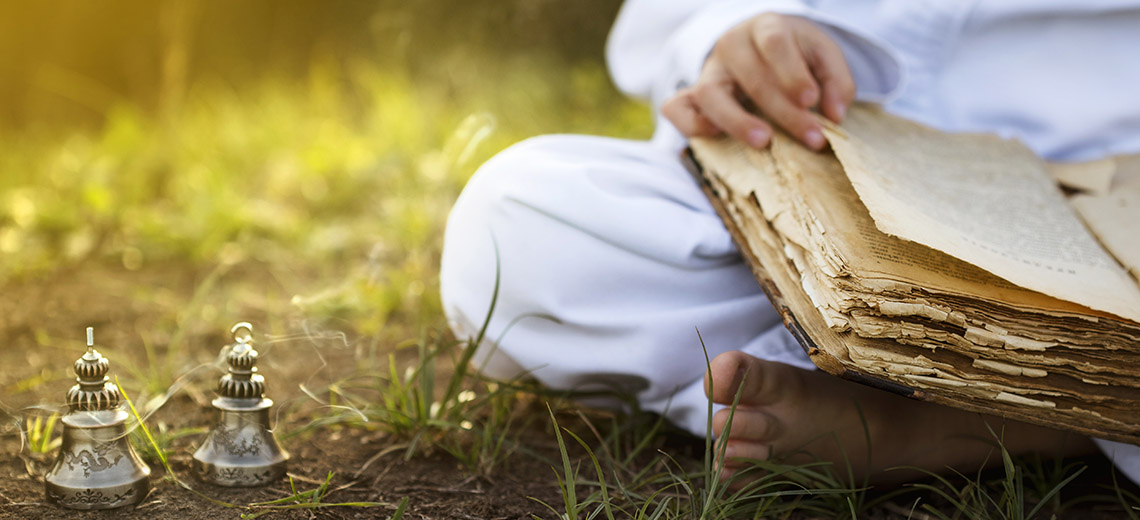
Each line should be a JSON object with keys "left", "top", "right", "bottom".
{"left": 705, "top": 351, "right": 1096, "bottom": 485}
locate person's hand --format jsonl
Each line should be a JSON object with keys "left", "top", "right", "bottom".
{"left": 663, "top": 13, "right": 854, "bottom": 150}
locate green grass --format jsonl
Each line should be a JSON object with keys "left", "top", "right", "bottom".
{"left": 0, "top": 52, "right": 649, "bottom": 300}
{"left": 529, "top": 391, "right": 1129, "bottom": 520}
{"left": 904, "top": 430, "right": 1090, "bottom": 520}
{"left": 21, "top": 411, "right": 60, "bottom": 455}
{"left": 239, "top": 471, "right": 395, "bottom": 519}
{"left": 285, "top": 325, "right": 545, "bottom": 477}
{"left": 530, "top": 338, "right": 883, "bottom": 520}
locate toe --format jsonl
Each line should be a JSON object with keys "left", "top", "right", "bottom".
{"left": 721, "top": 439, "right": 773, "bottom": 466}
{"left": 713, "top": 407, "right": 782, "bottom": 442}
{"left": 706, "top": 351, "right": 802, "bottom": 407}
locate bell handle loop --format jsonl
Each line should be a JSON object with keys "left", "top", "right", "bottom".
{"left": 231, "top": 322, "right": 254, "bottom": 345}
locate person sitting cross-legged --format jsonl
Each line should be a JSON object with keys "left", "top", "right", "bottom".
{"left": 440, "top": 1, "right": 1140, "bottom": 486}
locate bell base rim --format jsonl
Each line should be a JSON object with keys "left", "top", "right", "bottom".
{"left": 44, "top": 477, "right": 149, "bottom": 510}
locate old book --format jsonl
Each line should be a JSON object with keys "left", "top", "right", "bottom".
{"left": 686, "top": 105, "right": 1140, "bottom": 443}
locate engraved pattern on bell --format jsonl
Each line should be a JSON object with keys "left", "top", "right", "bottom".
{"left": 211, "top": 422, "right": 264, "bottom": 456}
{"left": 201, "top": 466, "right": 276, "bottom": 486}
{"left": 62, "top": 440, "right": 125, "bottom": 477}
{"left": 45, "top": 328, "right": 151, "bottom": 510}
{"left": 46, "top": 485, "right": 139, "bottom": 508}
{"left": 193, "top": 322, "right": 289, "bottom": 487}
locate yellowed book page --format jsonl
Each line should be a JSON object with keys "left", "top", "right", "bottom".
{"left": 1048, "top": 158, "right": 1116, "bottom": 195}
{"left": 764, "top": 132, "right": 1105, "bottom": 318}
{"left": 1069, "top": 160, "right": 1140, "bottom": 284}
{"left": 820, "top": 106, "right": 1140, "bottom": 322}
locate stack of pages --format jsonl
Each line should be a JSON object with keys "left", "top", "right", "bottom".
{"left": 689, "top": 106, "right": 1140, "bottom": 443}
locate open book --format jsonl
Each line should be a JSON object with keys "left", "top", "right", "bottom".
{"left": 686, "top": 105, "right": 1140, "bottom": 443}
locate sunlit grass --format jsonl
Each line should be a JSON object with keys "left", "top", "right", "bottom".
{"left": 0, "top": 53, "right": 651, "bottom": 338}
{"left": 535, "top": 382, "right": 869, "bottom": 520}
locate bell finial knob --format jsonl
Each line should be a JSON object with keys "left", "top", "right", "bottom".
{"left": 66, "top": 327, "right": 122, "bottom": 411}
{"left": 218, "top": 322, "right": 265, "bottom": 399}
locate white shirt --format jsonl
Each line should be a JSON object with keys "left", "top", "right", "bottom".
{"left": 607, "top": 0, "right": 1140, "bottom": 161}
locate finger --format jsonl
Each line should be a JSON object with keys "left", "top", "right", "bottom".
{"left": 799, "top": 29, "right": 855, "bottom": 123}
{"left": 662, "top": 89, "right": 721, "bottom": 137}
{"left": 748, "top": 18, "right": 820, "bottom": 108}
{"left": 691, "top": 71, "right": 773, "bottom": 148}
{"left": 717, "top": 33, "right": 824, "bottom": 149}
{"left": 732, "top": 68, "right": 825, "bottom": 150}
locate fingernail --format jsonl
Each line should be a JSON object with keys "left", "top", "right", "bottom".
{"left": 805, "top": 129, "right": 824, "bottom": 149}
{"left": 720, "top": 467, "right": 736, "bottom": 480}
{"left": 836, "top": 103, "right": 847, "bottom": 120}
{"left": 746, "top": 128, "right": 769, "bottom": 148}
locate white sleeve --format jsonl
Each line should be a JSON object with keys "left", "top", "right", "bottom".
{"left": 605, "top": 0, "right": 905, "bottom": 113}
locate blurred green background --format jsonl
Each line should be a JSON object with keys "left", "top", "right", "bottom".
{"left": 0, "top": 0, "right": 653, "bottom": 331}
{"left": 0, "top": 0, "right": 631, "bottom": 129}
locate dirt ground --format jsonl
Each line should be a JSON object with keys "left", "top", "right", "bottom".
{"left": 2, "top": 424, "right": 567, "bottom": 519}
{"left": 0, "top": 261, "right": 581, "bottom": 519}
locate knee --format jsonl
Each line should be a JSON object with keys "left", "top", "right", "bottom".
{"left": 438, "top": 135, "right": 576, "bottom": 336}
{"left": 441, "top": 134, "right": 572, "bottom": 257}
{"left": 441, "top": 136, "right": 560, "bottom": 258}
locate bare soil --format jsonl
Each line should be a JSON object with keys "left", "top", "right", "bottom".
{"left": 3, "top": 423, "right": 569, "bottom": 519}
{"left": 0, "top": 261, "right": 573, "bottom": 519}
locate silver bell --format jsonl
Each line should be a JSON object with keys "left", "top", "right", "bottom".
{"left": 44, "top": 328, "right": 151, "bottom": 510}
{"left": 193, "top": 322, "right": 288, "bottom": 486}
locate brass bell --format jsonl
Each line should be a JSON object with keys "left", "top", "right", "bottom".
{"left": 193, "top": 322, "right": 288, "bottom": 486}
{"left": 44, "top": 328, "right": 151, "bottom": 510}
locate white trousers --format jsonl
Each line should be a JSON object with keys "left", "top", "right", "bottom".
{"left": 438, "top": 134, "right": 1140, "bottom": 484}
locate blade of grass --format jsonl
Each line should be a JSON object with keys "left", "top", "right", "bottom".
{"left": 241, "top": 472, "right": 389, "bottom": 518}
{"left": 547, "top": 404, "right": 580, "bottom": 518}
{"left": 1024, "top": 465, "right": 1085, "bottom": 519}
{"left": 562, "top": 427, "right": 617, "bottom": 520}
{"left": 117, "top": 376, "right": 238, "bottom": 509}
